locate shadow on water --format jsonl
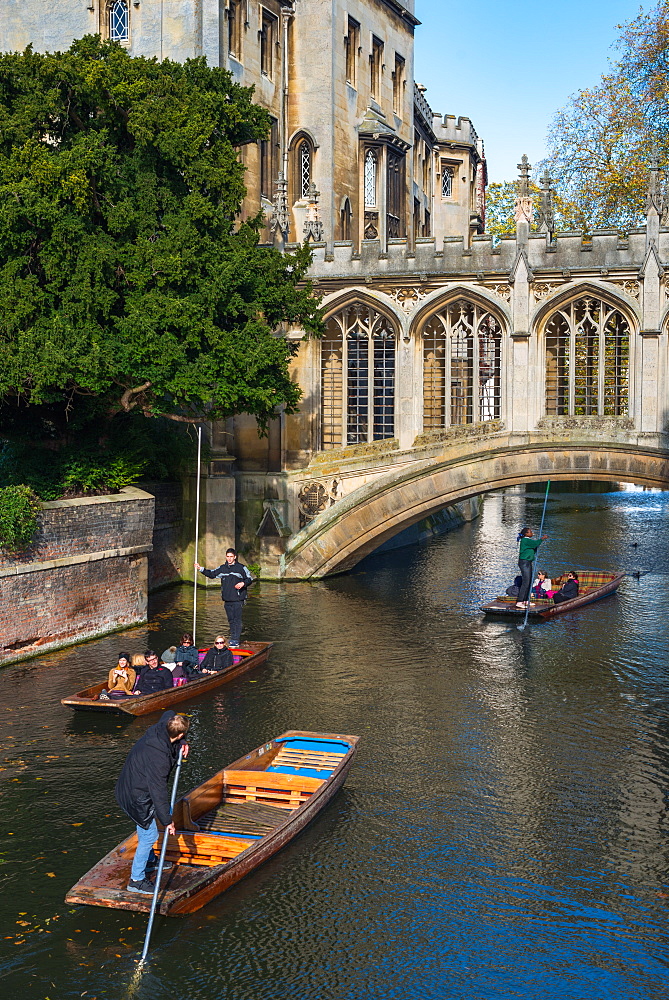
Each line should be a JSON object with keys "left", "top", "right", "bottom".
{"left": 1, "top": 484, "right": 669, "bottom": 998}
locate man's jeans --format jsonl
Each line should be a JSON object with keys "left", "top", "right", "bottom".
{"left": 224, "top": 601, "right": 243, "bottom": 644}
{"left": 131, "top": 819, "right": 158, "bottom": 882}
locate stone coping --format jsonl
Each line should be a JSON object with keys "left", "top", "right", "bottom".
{"left": 0, "top": 544, "right": 153, "bottom": 580}
{"left": 41, "top": 485, "right": 155, "bottom": 510}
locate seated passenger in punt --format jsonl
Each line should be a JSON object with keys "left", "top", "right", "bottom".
{"left": 134, "top": 650, "right": 174, "bottom": 694}
{"left": 506, "top": 574, "right": 523, "bottom": 599}
{"left": 199, "top": 635, "right": 234, "bottom": 674}
{"left": 553, "top": 570, "right": 579, "bottom": 605}
{"left": 131, "top": 653, "right": 146, "bottom": 674}
{"left": 532, "top": 570, "right": 555, "bottom": 599}
{"left": 174, "top": 632, "right": 201, "bottom": 679}
{"left": 161, "top": 645, "right": 177, "bottom": 664}
{"left": 100, "top": 654, "right": 136, "bottom": 700}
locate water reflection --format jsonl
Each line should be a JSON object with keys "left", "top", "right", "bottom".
{"left": 1, "top": 485, "right": 669, "bottom": 998}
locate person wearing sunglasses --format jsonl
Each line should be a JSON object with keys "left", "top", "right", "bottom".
{"left": 199, "top": 635, "right": 234, "bottom": 674}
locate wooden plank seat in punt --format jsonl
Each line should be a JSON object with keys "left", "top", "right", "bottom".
{"left": 222, "top": 769, "right": 325, "bottom": 811}
{"left": 159, "top": 831, "right": 253, "bottom": 868}
{"left": 269, "top": 747, "right": 346, "bottom": 775}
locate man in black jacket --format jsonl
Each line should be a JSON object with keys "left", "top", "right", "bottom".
{"left": 134, "top": 649, "right": 174, "bottom": 695}
{"left": 115, "top": 710, "right": 190, "bottom": 894}
{"left": 195, "top": 548, "right": 255, "bottom": 648}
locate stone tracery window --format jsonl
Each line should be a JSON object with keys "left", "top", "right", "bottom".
{"left": 109, "top": 0, "right": 129, "bottom": 42}
{"left": 544, "top": 296, "right": 629, "bottom": 416}
{"left": 422, "top": 300, "right": 502, "bottom": 428}
{"left": 321, "top": 304, "right": 397, "bottom": 449}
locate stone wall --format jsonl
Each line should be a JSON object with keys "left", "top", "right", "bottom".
{"left": 0, "top": 487, "right": 154, "bottom": 666}
{"left": 143, "top": 481, "right": 185, "bottom": 591}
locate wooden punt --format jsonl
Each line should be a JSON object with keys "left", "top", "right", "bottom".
{"left": 65, "top": 729, "right": 359, "bottom": 916}
{"left": 60, "top": 641, "right": 272, "bottom": 716}
{"left": 481, "top": 570, "right": 624, "bottom": 619}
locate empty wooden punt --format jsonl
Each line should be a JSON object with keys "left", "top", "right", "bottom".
{"left": 64, "top": 730, "right": 359, "bottom": 916}
{"left": 60, "top": 642, "right": 273, "bottom": 716}
{"left": 481, "top": 570, "right": 624, "bottom": 619}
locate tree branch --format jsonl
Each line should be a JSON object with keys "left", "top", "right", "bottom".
{"left": 120, "top": 381, "right": 152, "bottom": 412}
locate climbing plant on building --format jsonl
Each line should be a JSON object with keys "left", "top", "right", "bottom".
{"left": 0, "top": 36, "right": 324, "bottom": 452}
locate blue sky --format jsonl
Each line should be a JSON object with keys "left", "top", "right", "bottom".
{"left": 414, "top": 0, "right": 649, "bottom": 182}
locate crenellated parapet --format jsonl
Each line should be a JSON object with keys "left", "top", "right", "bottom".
{"left": 307, "top": 228, "right": 667, "bottom": 281}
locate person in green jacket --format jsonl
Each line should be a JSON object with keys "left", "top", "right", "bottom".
{"left": 516, "top": 527, "right": 548, "bottom": 608}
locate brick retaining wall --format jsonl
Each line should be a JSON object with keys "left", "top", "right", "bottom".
{"left": 0, "top": 487, "right": 154, "bottom": 666}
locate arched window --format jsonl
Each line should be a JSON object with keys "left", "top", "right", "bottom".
{"left": 321, "top": 304, "right": 397, "bottom": 449}
{"left": 298, "top": 140, "right": 311, "bottom": 199}
{"left": 364, "top": 150, "right": 377, "bottom": 208}
{"left": 109, "top": 0, "right": 129, "bottom": 42}
{"left": 422, "top": 300, "right": 502, "bottom": 429}
{"left": 340, "top": 198, "right": 352, "bottom": 240}
{"left": 545, "top": 296, "right": 629, "bottom": 416}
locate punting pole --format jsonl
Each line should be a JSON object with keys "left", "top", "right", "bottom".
{"left": 138, "top": 746, "right": 184, "bottom": 968}
{"left": 517, "top": 480, "right": 551, "bottom": 632}
{"left": 192, "top": 424, "right": 202, "bottom": 644}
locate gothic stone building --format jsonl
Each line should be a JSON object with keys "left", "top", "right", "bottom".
{"left": 3, "top": 2, "right": 667, "bottom": 578}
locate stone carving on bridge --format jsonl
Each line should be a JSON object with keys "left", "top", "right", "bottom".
{"left": 604, "top": 278, "right": 640, "bottom": 301}
{"left": 532, "top": 281, "right": 565, "bottom": 302}
{"left": 390, "top": 286, "right": 429, "bottom": 312}
{"left": 297, "top": 479, "right": 341, "bottom": 528}
{"left": 486, "top": 282, "right": 512, "bottom": 303}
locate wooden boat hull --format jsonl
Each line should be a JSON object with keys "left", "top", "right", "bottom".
{"left": 65, "top": 730, "right": 359, "bottom": 916}
{"left": 60, "top": 641, "right": 272, "bottom": 716}
{"left": 481, "top": 572, "right": 624, "bottom": 620}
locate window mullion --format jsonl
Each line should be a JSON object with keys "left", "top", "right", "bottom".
{"left": 568, "top": 316, "right": 576, "bottom": 416}
{"left": 598, "top": 314, "right": 605, "bottom": 416}
{"left": 341, "top": 327, "right": 348, "bottom": 449}
{"left": 368, "top": 335, "right": 374, "bottom": 443}
{"left": 445, "top": 319, "right": 452, "bottom": 429}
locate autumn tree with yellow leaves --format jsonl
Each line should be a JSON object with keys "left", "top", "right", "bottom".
{"left": 543, "top": 1, "right": 669, "bottom": 232}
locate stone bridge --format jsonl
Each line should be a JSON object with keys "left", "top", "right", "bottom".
{"left": 277, "top": 426, "right": 669, "bottom": 578}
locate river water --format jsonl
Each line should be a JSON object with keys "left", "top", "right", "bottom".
{"left": 1, "top": 484, "right": 669, "bottom": 1000}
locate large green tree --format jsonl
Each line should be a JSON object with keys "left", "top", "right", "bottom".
{"left": 0, "top": 36, "right": 323, "bottom": 447}
{"left": 543, "top": 1, "right": 669, "bottom": 231}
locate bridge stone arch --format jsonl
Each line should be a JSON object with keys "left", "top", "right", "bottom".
{"left": 282, "top": 435, "right": 669, "bottom": 578}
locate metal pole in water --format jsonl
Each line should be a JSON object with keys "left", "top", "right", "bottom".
{"left": 192, "top": 425, "right": 202, "bottom": 645}
{"left": 518, "top": 480, "right": 551, "bottom": 632}
{"left": 138, "top": 747, "right": 184, "bottom": 968}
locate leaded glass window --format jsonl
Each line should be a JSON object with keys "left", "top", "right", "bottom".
{"left": 321, "top": 304, "right": 397, "bottom": 448}
{"left": 422, "top": 300, "right": 502, "bottom": 429}
{"left": 364, "top": 150, "right": 377, "bottom": 208}
{"left": 299, "top": 142, "right": 311, "bottom": 199}
{"left": 545, "top": 296, "right": 629, "bottom": 416}
{"left": 110, "top": 0, "right": 129, "bottom": 42}
{"left": 441, "top": 165, "right": 453, "bottom": 198}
